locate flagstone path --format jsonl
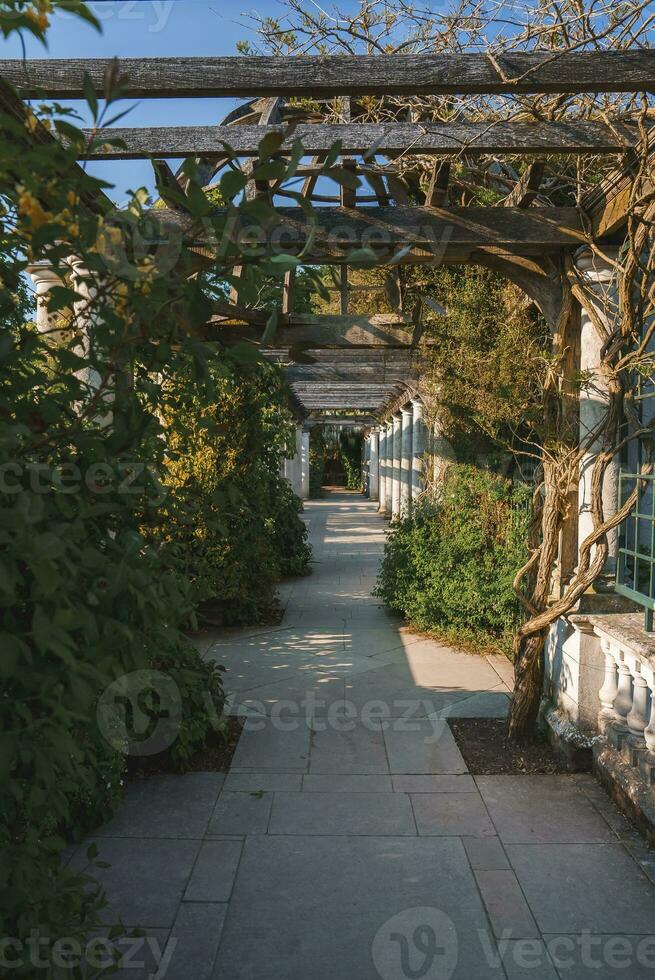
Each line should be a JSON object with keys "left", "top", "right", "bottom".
{"left": 71, "top": 491, "right": 655, "bottom": 979}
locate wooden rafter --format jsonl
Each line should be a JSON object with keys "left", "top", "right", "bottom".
{"left": 503, "top": 161, "right": 546, "bottom": 208}
{"left": 153, "top": 205, "right": 588, "bottom": 255}
{"left": 426, "top": 160, "right": 451, "bottom": 207}
{"left": 78, "top": 120, "right": 637, "bottom": 159}
{"left": 7, "top": 52, "right": 655, "bottom": 98}
{"left": 210, "top": 313, "right": 428, "bottom": 349}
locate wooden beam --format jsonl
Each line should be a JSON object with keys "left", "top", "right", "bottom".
{"left": 77, "top": 120, "right": 636, "bottom": 160}
{"left": 305, "top": 415, "right": 377, "bottom": 426}
{"left": 426, "top": 160, "right": 451, "bottom": 207}
{"left": 503, "top": 161, "right": 546, "bottom": 208}
{"left": 155, "top": 205, "right": 588, "bottom": 254}
{"left": 8, "top": 52, "right": 655, "bottom": 98}
{"left": 0, "top": 76, "right": 112, "bottom": 216}
{"left": 582, "top": 150, "right": 647, "bottom": 239}
{"left": 283, "top": 364, "right": 417, "bottom": 381}
{"left": 211, "top": 314, "right": 422, "bottom": 348}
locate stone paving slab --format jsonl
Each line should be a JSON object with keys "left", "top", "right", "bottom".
{"left": 476, "top": 775, "right": 616, "bottom": 844}
{"left": 463, "top": 836, "right": 511, "bottom": 870}
{"left": 207, "top": 791, "right": 273, "bottom": 836}
{"left": 212, "top": 835, "right": 505, "bottom": 980}
{"left": 506, "top": 842, "right": 655, "bottom": 933}
{"left": 184, "top": 840, "right": 243, "bottom": 902}
{"left": 411, "top": 791, "right": 497, "bottom": 837}
{"left": 71, "top": 837, "right": 200, "bottom": 927}
{"left": 165, "top": 903, "right": 227, "bottom": 980}
{"left": 474, "top": 869, "right": 541, "bottom": 939}
{"left": 309, "top": 723, "right": 389, "bottom": 774}
{"left": 541, "top": 934, "right": 655, "bottom": 979}
{"left": 97, "top": 773, "right": 224, "bottom": 839}
{"left": 383, "top": 719, "right": 469, "bottom": 774}
{"left": 229, "top": 722, "right": 311, "bottom": 772}
{"left": 301, "top": 773, "right": 393, "bottom": 792}
{"left": 434, "top": 690, "right": 511, "bottom": 718}
{"left": 499, "top": 940, "right": 559, "bottom": 980}
{"left": 222, "top": 771, "right": 302, "bottom": 792}
{"left": 268, "top": 790, "right": 417, "bottom": 836}
{"left": 392, "top": 773, "right": 477, "bottom": 793}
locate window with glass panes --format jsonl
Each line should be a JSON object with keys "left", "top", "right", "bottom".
{"left": 616, "top": 341, "right": 655, "bottom": 626}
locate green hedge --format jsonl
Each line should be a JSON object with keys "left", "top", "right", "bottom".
{"left": 376, "top": 465, "right": 530, "bottom": 654}
{"left": 152, "top": 360, "right": 311, "bottom": 625}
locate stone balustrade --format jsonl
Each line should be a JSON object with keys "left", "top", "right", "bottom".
{"left": 589, "top": 615, "right": 655, "bottom": 784}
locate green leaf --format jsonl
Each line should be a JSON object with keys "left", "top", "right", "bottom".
{"left": 257, "top": 130, "right": 285, "bottom": 159}
{"left": 82, "top": 71, "right": 98, "bottom": 121}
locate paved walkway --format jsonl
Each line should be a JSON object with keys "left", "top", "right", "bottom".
{"left": 73, "top": 491, "right": 655, "bottom": 979}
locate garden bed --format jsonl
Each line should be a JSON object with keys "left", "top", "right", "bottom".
{"left": 449, "top": 718, "right": 578, "bottom": 774}
{"left": 127, "top": 715, "right": 245, "bottom": 780}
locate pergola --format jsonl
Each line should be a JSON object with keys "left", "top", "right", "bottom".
{"left": 3, "top": 51, "right": 650, "bottom": 421}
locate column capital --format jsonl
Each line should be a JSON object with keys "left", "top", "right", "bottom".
{"left": 26, "top": 260, "right": 63, "bottom": 292}
{"left": 400, "top": 404, "right": 412, "bottom": 417}
{"left": 574, "top": 247, "right": 620, "bottom": 284}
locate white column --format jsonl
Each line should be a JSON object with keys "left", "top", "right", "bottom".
{"left": 293, "top": 426, "right": 303, "bottom": 496}
{"left": 575, "top": 249, "right": 620, "bottom": 577}
{"left": 369, "top": 427, "right": 379, "bottom": 501}
{"left": 400, "top": 405, "right": 413, "bottom": 516}
{"left": 411, "top": 398, "right": 426, "bottom": 501}
{"left": 383, "top": 420, "right": 394, "bottom": 514}
{"left": 67, "top": 256, "right": 106, "bottom": 397}
{"left": 363, "top": 434, "right": 370, "bottom": 496}
{"left": 378, "top": 423, "right": 387, "bottom": 512}
{"left": 391, "top": 413, "right": 402, "bottom": 518}
{"left": 300, "top": 429, "right": 310, "bottom": 499}
{"left": 27, "top": 260, "right": 63, "bottom": 335}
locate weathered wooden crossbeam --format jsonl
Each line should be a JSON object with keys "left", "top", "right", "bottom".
{"left": 211, "top": 314, "right": 422, "bottom": 348}
{"left": 5, "top": 52, "right": 655, "bottom": 98}
{"left": 297, "top": 395, "right": 387, "bottom": 405}
{"left": 305, "top": 415, "right": 378, "bottom": 426}
{"left": 283, "top": 364, "right": 418, "bottom": 382}
{"left": 154, "top": 205, "right": 587, "bottom": 254}
{"left": 79, "top": 120, "right": 634, "bottom": 159}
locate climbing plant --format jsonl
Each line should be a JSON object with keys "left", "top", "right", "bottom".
{"left": 0, "top": 2, "right": 333, "bottom": 966}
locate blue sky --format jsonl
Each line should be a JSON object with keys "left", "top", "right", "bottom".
{"left": 0, "top": 0, "right": 288, "bottom": 199}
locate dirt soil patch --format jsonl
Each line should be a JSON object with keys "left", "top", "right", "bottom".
{"left": 127, "top": 715, "right": 244, "bottom": 780}
{"left": 449, "top": 718, "right": 578, "bottom": 774}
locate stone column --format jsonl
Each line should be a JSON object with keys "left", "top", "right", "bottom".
{"left": 378, "top": 423, "right": 388, "bottom": 512}
{"left": 369, "top": 427, "right": 379, "bottom": 501}
{"left": 27, "top": 260, "right": 63, "bottom": 335}
{"left": 293, "top": 426, "right": 303, "bottom": 497}
{"left": 67, "top": 256, "right": 104, "bottom": 395}
{"left": 363, "top": 434, "right": 370, "bottom": 496}
{"left": 300, "top": 429, "right": 310, "bottom": 499}
{"left": 383, "top": 420, "right": 394, "bottom": 514}
{"left": 575, "top": 249, "right": 620, "bottom": 578}
{"left": 411, "top": 398, "right": 426, "bottom": 501}
{"left": 400, "top": 405, "right": 413, "bottom": 516}
{"left": 391, "top": 413, "right": 402, "bottom": 518}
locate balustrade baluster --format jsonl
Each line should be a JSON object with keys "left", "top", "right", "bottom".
{"left": 598, "top": 638, "right": 619, "bottom": 732}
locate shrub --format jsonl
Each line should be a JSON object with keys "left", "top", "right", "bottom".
{"left": 376, "top": 465, "right": 531, "bottom": 654}
{"left": 0, "top": 6, "right": 308, "bottom": 963}
{"left": 151, "top": 360, "right": 311, "bottom": 625}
